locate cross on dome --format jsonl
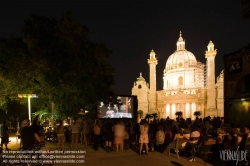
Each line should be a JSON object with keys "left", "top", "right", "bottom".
{"left": 166, "top": 31, "right": 197, "bottom": 68}
{"left": 137, "top": 72, "right": 145, "bottom": 81}
{"left": 177, "top": 31, "right": 185, "bottom": 50}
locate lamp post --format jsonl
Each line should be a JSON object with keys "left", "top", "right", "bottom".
{"left": 10, "top": 116, "right": 14, "bottom": 131}
{"left": 16, "top": 117, "right": 19, "bottom": 128}
{"left": 18, "top": 94, "right": 38, "bottom": 123}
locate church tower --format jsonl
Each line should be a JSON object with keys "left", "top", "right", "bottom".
{"left": 132, "top": 73, "right": 149, "bottom": 121}
{"left": 147, "top": 50, "right": 158, "bottom": 113}
{"left": 205, "top": 41, "right": 218, "bottom": 117}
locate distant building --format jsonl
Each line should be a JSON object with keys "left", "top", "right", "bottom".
{"left": 224, "top": 43, "right": 250, "bottom": 126}
{"left": 132, "top": 32, "right": 224, "bottom": 121}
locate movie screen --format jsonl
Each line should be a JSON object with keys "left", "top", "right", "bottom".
{"left": 97, "top": 96, "right": 136, "bottom": 118}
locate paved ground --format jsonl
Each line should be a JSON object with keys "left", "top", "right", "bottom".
{"left": 2, "top": 134, "right": 235, "bottom": 166}
{"left": 3, "top": 138, "right": 229, "bottom": 166}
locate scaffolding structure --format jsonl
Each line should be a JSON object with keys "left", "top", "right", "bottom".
{"left": 163, "top": 60, "right": 207, "bottom": 90}
{"left": 187, "top": 61, "right": 205, "bottom": 88}
{"left": 195, "top": 61, "right": 206, "bottom": 88}
{"left": 204, "top": 61, "right": 207, "bottom": 87}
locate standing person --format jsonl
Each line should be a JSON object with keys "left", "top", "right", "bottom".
{"left": 79, "top": 120, "right": 84, "bottom": 144}
{"left": 83, "top": 120, "right": 90, "bottom": 145}
{"left": 64, "top": 126, "right": 70, "bottom": 143}
{"left": 0, "top": 121, "right": 10, "bottom": 150}
{"left": 148, "top": 120, "right": 156, "bottom": 151}
{"left": 57, "top": 120, "right": 65, "bottom": 150}
{"left": 114, "top": 121, "right": 126, "bottom": 152}
{"left": 135, "top": 122, "right": 140, "bottom": 143}
{"left": 103, "top": 118, "right": 113, "bottom": 151}
{"left": 93, "top": 119, "right": 101, "bottom": 151}
{"left": 20, "top": 119, "right": 42, "bottom": 149}
{"left": 31, "top": 120, "right": 40, "bottom": 136}
{"left": 71, "top": 117, "right": 80, "bottom": 150}
{"left": 139, "top": 119, "right": 149, "bottom": 155}
{"left": 129, "top": 120, "right": 136, "bottom": 145}
{"left": 148, "top": 121, "right": 155, "bottom": 145}
{"left": 220, "top": 117, "right": 225, "bottom": 128}
{"left": 37, "top": 121, "right": 44, "bottom": 141}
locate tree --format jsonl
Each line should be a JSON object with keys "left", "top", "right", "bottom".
{"left": 193, "top": 111, "right": 202, "bottom": 118}
{"left": 0, "top": 11, "right": 115, "bottom": 118}
{"left": 151, "top": 113, "right": 158, "bottom": 120}
{"left": 175, "top": 111, "right": 183, "bottom": 119}
{"left": 240, "top": 0, "right": 250, "bottom": 19}
{"left": 145, "top": 114, "right": 153, "bottom": 122}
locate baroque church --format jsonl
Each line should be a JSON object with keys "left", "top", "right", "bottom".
{"left": 132, "top": 32, "right": 224, "bottom": 120}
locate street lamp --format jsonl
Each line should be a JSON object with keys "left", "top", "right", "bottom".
{"left": 18, "top": 94, "right": 38, "bottom": 123}
{"left": 10, "top": 116, "right": 14, "bottom": 129}
{"left": 16, "top": 117, "right": 19, "bottom": 128}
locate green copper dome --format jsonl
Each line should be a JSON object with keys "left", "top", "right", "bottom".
{"left": 137, "top": 72, "right": 145, "bottom": 81}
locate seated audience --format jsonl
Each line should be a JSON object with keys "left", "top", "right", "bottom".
{"left": 183, "top": 128, "right": 191, "bottom": 140}
{"left": 239, "top": 126, "right": 250, "bottom": 150}
{"left": 173, "top": 128, "right": 184, "bottom": 140}
{"left": 230, "top": 128, "right": 242, "bottom": 149}
{"left": 164, "top": 126, "right": 172, "bottom": 146}
{"left": 190, "top": 127, "right": 200, "bottom": 144}
{"left": 217, "top": 128, "right": 225, "bottom": 144}
{"left": 155, "top": 125, "right": 165, "bottom": 152}
{"left": 181, "top": 128, "right": 191, "bottom": 147}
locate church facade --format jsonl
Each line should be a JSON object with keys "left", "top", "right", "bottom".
{"left": 132, "top": 32, "right": 224, "bottom": 121}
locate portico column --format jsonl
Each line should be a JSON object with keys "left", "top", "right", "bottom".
{"left": 170, "top": 103, "right": 172, "bottom": 119}
{"left": 159, "top": 107, "right": 162, "bottom": 119}
{"left": 162, "top": 106, "right": 165, "bottom": 118}
{"left": 189, "top": 102, "right": 192, "bottom": 118}
{"left": 173, "top": 103, "right": 176, "bottom": 119}
{"left": 201, "top": 103, "right": 204, "bottom": 119}
{"left": 163, "top": 105, "right": 166, "bottom": 118}
{"left": 173, "top": 103, "right": 175, "bottom": 119}
{"left": 183, "top": 103, "right": 186, "bottom": 119}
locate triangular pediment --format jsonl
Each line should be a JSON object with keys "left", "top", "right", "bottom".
{"left": 164, "top": 91, "right": 197, "bottom": 100}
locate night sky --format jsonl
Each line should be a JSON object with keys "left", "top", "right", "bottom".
{"left": 1, "top": 0, "right": 250, "bottom": 95}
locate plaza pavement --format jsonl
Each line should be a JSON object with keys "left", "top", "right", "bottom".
{"left": 4, "top": 134, "right": 229, "bottom": 166}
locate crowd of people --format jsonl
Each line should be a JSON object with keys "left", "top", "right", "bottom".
{"left": 1, "top": 115, "right": 250, "bottom": 165}
{"left": 79, "top": 116, "right": 250, "bottom": 164}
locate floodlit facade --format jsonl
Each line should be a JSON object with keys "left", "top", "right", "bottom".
{"left": 132, "top": 32, "right": 224, "bottom": 120}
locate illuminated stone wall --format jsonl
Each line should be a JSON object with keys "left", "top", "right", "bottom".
{"left": 131, "top": 73, "right": 149, "bottom": 119}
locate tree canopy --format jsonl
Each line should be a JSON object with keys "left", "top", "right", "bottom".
{"left": 0, "top": 11, "right": 115, "bottom": 119}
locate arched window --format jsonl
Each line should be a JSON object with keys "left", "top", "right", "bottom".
{"left": 138, "top": 85, "right": 142, "bottom": 89}
{"left": 178, "top": 76, "right": 183, "bottom": 85}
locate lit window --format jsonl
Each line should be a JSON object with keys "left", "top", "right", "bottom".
{"left": 179, "top": 62, "right": 183, "bottom": 67}
{"left": 178, "top": 76, "right": 183, "bottom": 85}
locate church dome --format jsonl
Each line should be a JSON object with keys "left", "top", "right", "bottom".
{"left": 166, "top": 31, "right": 197, "bottom": 68}
{"left": 137, "top": 72, "right": 145, "bottom": 81}
{"left": 166, "top": 50, "right": 197, "bottom": 67}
